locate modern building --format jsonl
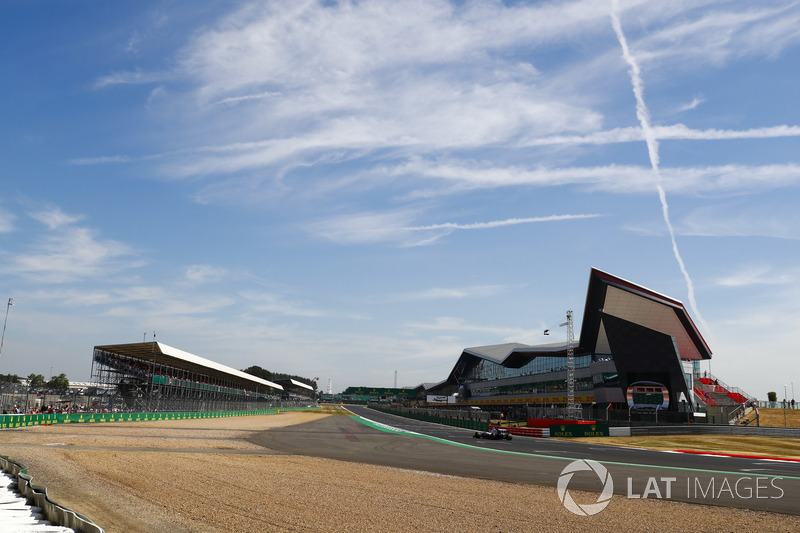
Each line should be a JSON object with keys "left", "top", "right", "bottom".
{"left": 425, "top": 268, "right": 719, "bottom": 420}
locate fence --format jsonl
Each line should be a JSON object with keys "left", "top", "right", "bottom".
{"left": 0, "top": 406, "right": 315, "bottom": 429}
{"left": 629, "top": 424, "right": 800, "bottom": 438}
{"left": 755, "top": 400, "right": 799, "bottom": 409}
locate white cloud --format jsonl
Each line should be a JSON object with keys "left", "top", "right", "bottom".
{"left": 393, "top": 285, "right": 511, "bottom": 301}
{"left": 214, "top": 91, "right": 281, "bottom": 106}
{"left": 308, "top": 210, "right": 603, "bottom": 247}
{"left": 177, "top": 0, "right": 626, "bottom": 103}
{"left": 521, "top": 124, "right": 800, "bottom": 147}
{"left": 68, "top": 155, "right": 133, "bottom": 166}
{"left": 405, "top": 214, "right": 603, "bottom": 232}
{"left": 125, "top": 31, "right": 141, "bottom": 55}
{"left": 239, "top": 291, "right": 329, "bottom": 318}
{"left": 0, "top": 208, "right": 15, "bottom": 233}
{"left": 714, "top": 265, "right": 793, "bottom": 287}
{"left": 28, "top": 206, "right": 84, "bottom": 230}
{"left": 622, "top": 2, "right": 800, "bottom": 69}
{"left": 72, "top": 0, "right": 800, "bottom": 223}
{"left": 405, "top": 316, "right": 529, "bottom": 341}
{"left": 1, "top": 208, "right": 140, "bottom": 283}
{"left": 306, "top": 210, "right": 437, "bottom": 246}
{"left": 70, "top": 123, "right": 800, "bottom": 173}
{"left": 8, "top": 227, "right": 136, "bottom": 283}
{"left": 93, "top": 70, "right": 167, "bottom": 89}
{"left": 384, "top": 159, "right": 800, "bottom": 197}
{"left": 681, "top": 203, "right": 800, "bottom": 239}
{"left": 185, "top": 265, "right": 228, "bottom": 284}
{"left": 677, "top": 96, "right": 705, "bottom": 113}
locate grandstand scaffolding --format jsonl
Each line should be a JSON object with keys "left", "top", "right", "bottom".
{"left": 91, "top": 342, "right": 293, "bottom": 412}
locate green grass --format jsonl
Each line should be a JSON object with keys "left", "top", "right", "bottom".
{"left": 743, "top": 407, "right": 800, "bottom": 428}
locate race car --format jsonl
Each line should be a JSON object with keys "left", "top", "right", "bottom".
{"left": 473, "top": 427, "right": 512, "bottom": 440}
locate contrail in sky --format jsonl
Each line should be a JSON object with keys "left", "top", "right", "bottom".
{"left": 610, "top": 0, "right": 710, "bottom": 336}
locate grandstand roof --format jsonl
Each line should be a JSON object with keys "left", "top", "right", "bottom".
{"left": 463, "top": 341, "right": 572, "bottom": 368}
{"left": 93, "top": 342, "right": 284, "bottom": 391}
{"left": 275, "top": 378, "right": 314, "bottom": 391}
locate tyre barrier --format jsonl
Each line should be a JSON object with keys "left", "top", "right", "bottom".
{"left": 1, "top": 455, "right": 104, "bottom": 533}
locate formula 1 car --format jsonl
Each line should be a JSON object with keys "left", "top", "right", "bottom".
{"left": 473, "top": 427, "right": 512, "bottom": 440}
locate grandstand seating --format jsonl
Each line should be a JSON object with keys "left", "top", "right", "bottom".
{"left": 694, "top": 386, "right": 717, "bottom": 406}
{"left": 693, "top": 373, "right": 757, "bottom": 425}
{"left": 695, "top": 374, "right": 751, "bottom": 407}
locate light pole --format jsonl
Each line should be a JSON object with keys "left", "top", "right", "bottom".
{"left": 0, "top": 298, "right": 13, "bottom": 361}
{"left": 784, "top": 384, "right": 788, "bottom": 427}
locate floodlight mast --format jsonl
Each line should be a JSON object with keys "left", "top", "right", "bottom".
{"left": 0, "top": 298, "right": 13, "bottom": 361}
{"left": 560, "top": 309, "right": 581, "bottom": 420}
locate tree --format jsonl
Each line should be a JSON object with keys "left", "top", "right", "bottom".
{"left": 768, "top": 391, "right": 777, "bottom": 403}
{"left": 1, "top": 373, "right": 21, "bottom": 383}
{"left": 47, "top": 373, "right": 70, "bottom": 392}
{"left": 242, "top": 365, "right": 273, "bottom": 381}
{"left": 27, "top": 373, "right": 46, "bottom": 389}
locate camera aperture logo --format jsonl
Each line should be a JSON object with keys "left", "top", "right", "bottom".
{"left": 557, "top": 459, "right": 786, "bottom": 516}
{"left": 557, "top": 459, "right": 614, "bottom": 516}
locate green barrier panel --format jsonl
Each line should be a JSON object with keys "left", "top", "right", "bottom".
{"left": 1, "top": 407, "right": 308, "bottom": 429}
{"left": 0, "top": 407, "right": 316, "bottom": 429}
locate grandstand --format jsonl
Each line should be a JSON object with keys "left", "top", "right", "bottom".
{"left": 91, "top": 342, "right": 288, "bottom": 412}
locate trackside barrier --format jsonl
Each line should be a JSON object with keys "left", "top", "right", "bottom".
{"left": 488, "top": 425, "right": 548, "bottom": 438}
{"left": 0, "top": 407, "right": 316, "bottom": 429}
{"left": 0, "top": 455, "right": 104, "bottom": 533}
{"left": 369, "top": 405, "right": 489, "bottom": 431}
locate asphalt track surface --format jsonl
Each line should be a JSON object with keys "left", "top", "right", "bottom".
{"left": 249, "top": 406, "right": 800, "bottom": 515}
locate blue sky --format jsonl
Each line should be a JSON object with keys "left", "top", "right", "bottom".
{"left": 1, "top": 0, "right": 798, "bottom": 399}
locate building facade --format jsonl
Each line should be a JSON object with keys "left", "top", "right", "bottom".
{"left": 428, "top": 268, "right": 711, "bottom": 417}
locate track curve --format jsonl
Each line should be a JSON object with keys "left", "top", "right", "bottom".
{"left": 249, "top": 406, "right": 800, "bottom": 515}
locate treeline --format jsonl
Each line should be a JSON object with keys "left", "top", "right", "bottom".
{"left": 241, "top": 365, "right": 317, "bottom": 390}
{"left": 0, "top": 372, "right": 70, "bottom": 391}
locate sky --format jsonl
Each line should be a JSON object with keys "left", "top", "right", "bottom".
{"left": 0, "top": 0, "right": 798, "bottom": 399}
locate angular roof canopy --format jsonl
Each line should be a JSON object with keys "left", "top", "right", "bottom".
{"left": 93, "top": 342, "right": 284, "bottom": 391}
{"left": 580, "top": 268, "right": 711, "bottom": 361}
{"left": 463, "top": 342, "right": 573, "bottom": 369}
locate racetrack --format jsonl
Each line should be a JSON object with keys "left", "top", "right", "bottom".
{"left": 251, "top": 406, "right": 800, "bottom": 515}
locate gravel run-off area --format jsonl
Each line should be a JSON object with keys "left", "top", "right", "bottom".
{"left": 1, "top": 412, "right": 799, "bottom": 532}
